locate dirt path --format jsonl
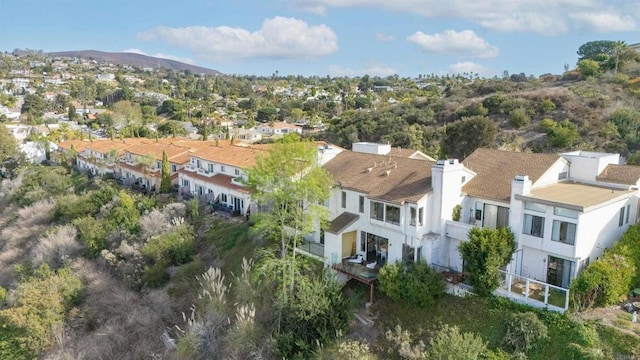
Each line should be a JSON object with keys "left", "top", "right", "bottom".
{"left": 574, "top": 304, "right": 640, "bottom": 338}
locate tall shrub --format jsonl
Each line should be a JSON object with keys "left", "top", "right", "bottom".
{"left": 458, "top": 227, "right": 515, "bottom": 296}
{"left": 378, "top": 261, "right": 445, "bottom": 307}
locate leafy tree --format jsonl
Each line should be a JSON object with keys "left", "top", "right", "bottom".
{"left": 546, "top": 120, "right": 580, "bottom": 148}
{"left": 443, "top": 116, "right": 497, "bottom": 159}
{"left": 508, "top": 108, "right": 530, "bottom": 129}
{"left": 106, "top": 190, "right": 140, "bottom": 233}
{"left": 256, "top": 106, "right": 278, "bottom": 123}
{"left": 503, "top": 312, "right": 548, "bottom": 352}
{"left": 246, "top": 135, "right": 332, "bottom": 303}
{"left": 427, "top": 324, "right": 487, "bottom": 360}
{"left": 21, "top": 93, "right": 47, "bottom": 117}
{"left": 378, "top": 261, "right": 445, "bottom": 307}
{"left": 577, "top": 59, "right": 601, "bottom": 77}
{"left": 160, "top": 150, "right": 171, "bottom": 193}
{"left": 0, "top": 265, "right": 82, "bottom": 359}
{"left": 458, "top": 227, "right": 515, "bottom": 296}
{"left": 0, "top": 125, "right": 18, "bottom": 162}
{"left": 577, "top": 40, "right": 616, "bottom": 61}
{"left": 157, "top": 120, "right": 187, "bottom": 137}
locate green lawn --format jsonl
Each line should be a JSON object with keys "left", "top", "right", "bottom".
{"left": 371, "top": 290, "right": 640, "bottom": 359}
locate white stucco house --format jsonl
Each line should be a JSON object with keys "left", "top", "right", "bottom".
{"left": 310, "top": 145, "right": 640, "bottom": 301}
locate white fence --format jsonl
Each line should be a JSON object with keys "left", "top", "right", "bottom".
{"left": 496, "top": 270, "right": 569, "bottom": 313}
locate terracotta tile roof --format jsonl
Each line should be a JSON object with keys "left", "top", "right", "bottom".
{"left": 323, "top": 151, "right": 434, "bottom": 205}
{"left": 84, "top": 139, "right": 131, "bottom": 154}
{"left": 327, "top": 212, "right": 360, "bottom": 234}
{"left": 259, "top": 122, "right": 301, "bottom": 130}
{"left": 192, "top": 143, "right": 269, "bottom": 169}
{"left": 462, "top": 148, "right": 561, "bottom": 202}
{"left": 596, "top": 164, "right": 640, "bottom": 185}
{"left": 57, "top": 140, "right": 91, "bottom": 152}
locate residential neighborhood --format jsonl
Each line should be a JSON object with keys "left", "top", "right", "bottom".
{"left": 2, "top": 38, "right": 640, "bottom": 358}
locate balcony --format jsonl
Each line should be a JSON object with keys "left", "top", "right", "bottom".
{"left": 197, "top": 167, "right": 214, "bottom": 177}
{"left": 231, "top": 177, "right": 245, "bottom": 186}
{"left": 184, "top": 164, "right": 196, "bottom": 172}
{"left": 296, "top": 240, "right": 325, "bottom": 258}
{"left": 445, "top": 220, "right": 475, "bottom": 241}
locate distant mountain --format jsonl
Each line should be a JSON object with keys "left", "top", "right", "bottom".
{"left": 46, "top": 50, "right": 222, "bottom": 75}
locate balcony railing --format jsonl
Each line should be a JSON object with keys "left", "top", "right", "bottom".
{"left": 445, "top": 220, "right": 474, "bottom": 241}
{"left": 197, "top": 168, "right": 214, "bottom": 177}
{"left": 496, "top": 270, "right": 569, "bottom": 313}
{"left": 296, "top": 241, "right": 325, "bottom": 258}
{"left": 231, "top": 177, "right": 245, "bottom": 186}
{"left": 184, "top": 164, "right": 196, "bottom": 172}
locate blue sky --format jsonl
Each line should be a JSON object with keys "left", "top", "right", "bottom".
{"left": 1, "top": 0, "right": 638, "bottom": 77}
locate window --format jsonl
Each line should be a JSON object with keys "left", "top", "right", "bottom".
{"left": 626, "top": 204, "right": 630, "bottom": 224}
{"left": 402, "top": 244, "right": 415, "bottom": 263}
{"left": 385, "top": 204, "right": 400, "bottom": 225}
{"left": 554, "top": 207, "right": 578, "bottom": 219}
{"left": 208, "top": 164, "right": 214, "bottom": 173}
{"left": 619, "top": 207, "right": 625, "bottom": 227}
{"left": 558, "top": 171, "right": 568, "bottom": 180}
{"left": 359, "top": 196, "right": 364, "bottom": 213}
{"left": 220, "top": 165, "right": 225, "bottom": 173}
{"left": 183, "top": 179, "right": 190, "bottom": 187}
{"left": 461, "top": 176, "right": 466, "bottom": 183}
{"left": 235, "top": 169, "right": 240, "bottom": 176}
{"left": 221, "top": 193, "right": 227, "bottom": 203}
{"left": 552, "top": 220, "right": 576, "bottom": 245}
{"left": 341, "top": 191, "right": 346, "bottom": 208}
{"left": 171, "top": 165, "right": 176, "bottom": 172}
{"left": 196, "top": 159, "right": 201, "bottom": 168}
{"left": 525, "top": 202, "right": 545, "bottom": 213}
{"left": 410, "top": 207, "right": 417, "bottom": 226}
{"left": 523, "top": 214, "right": 544, "bottom": 237}
{"left": 418, "top": 207, "right": 424, "bottom": 226}
{"left": 156, "top": 161, "right": 161, "bottom": 169}
{"left": 370, "top": 201, "right": 384, "bottom": 221}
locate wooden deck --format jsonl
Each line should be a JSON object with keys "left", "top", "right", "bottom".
{"left": 333, "top": 260, "right": 379, "bottom": 303}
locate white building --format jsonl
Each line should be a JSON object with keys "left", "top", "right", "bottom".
{"left": 257, "top": 122, "right": 302, "bottom": 136}
{"left": 313, "top": 146, "right": 640, "bottom": 296}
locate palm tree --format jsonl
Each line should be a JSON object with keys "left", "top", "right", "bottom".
{"left": 612, "top": 41, "right": 627, "bottom": 75}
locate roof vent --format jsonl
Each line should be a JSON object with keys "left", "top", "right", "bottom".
{"left": 515, "top": 174, "right": 529, "bottom": 181}
{"left": 385, "top": 170, "right": 392, "bottom": 176}
{"left": 367, "top": 167, "right": 373, "bottom": 172}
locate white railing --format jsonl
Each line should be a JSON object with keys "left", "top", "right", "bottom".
{"left": 184, "top": 164, "right": 196, "bottom": 172}
{"left": 231, "top": 177, "right": 245, "bottom": 186}
{"left": 197, "top": 168, "right": 213, "bottom": 177}
{"left": 445, "top": 220, "right": 474, "bottom": 241}
{"left": 496, "top": 270, "right": 569, "bottom": 313}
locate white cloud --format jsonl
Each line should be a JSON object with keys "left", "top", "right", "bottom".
{"left": 138, "top": 16, "right": 338, "bottom": 61}
{"left": 123, "top": 48, "right": 195, "bottom": 64}
{"left": 291, "top": 0, "right": 637, "bottom": 34}
{"left": 327, "top": 63, "right": 397, "bottom": 77}
{"left": 407, "top": 30, "right": 499, "bottom": 58}
{"left": 449, "top": 61, "right": 489, "bottom": 75}
{"left": 569, "top": 12, "right": 637, "bottom": 32}
{"left": 375, "top": 32, "right": 395, "bottom": 42}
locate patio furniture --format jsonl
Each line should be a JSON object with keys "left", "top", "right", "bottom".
{"left": 348, "top": 254, "right": 364, "bottom": 264}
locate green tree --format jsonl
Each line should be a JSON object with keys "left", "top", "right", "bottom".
{"left": 157, "top": 120, "right": 187, "bottom": 137}
{"left": 508, "top": 108, "right": 530, "bottom": 129}
{"left": 458, "top": 227, "right": 515, "bottom": 296}
{"left": 427, "top": 324, "right": 487, "bottom": 360}
{"left": 0, "top": 125, "right": 18, "bottom": 162}
{"left": 246, "top": 135, "right": 331, "bottom": 303}
{"left": 443, "top": 116, "right": 497, "bottom": 159}
{"left": 577, "top": 40, "right": 616, "bottom": 61}
{"left": 547, "top": 120, "right": 580, "bottom": 148}
{"left": 107, "top": 190, "right": 140, "bottom": 233}
{"left": 577, "top": 59, "right": 601, "bottom": 77}
{"left": 21, "top": 94, "right": 47, "bottom": 118}
{"left": 160, "top": 150, "right": 171, "bottom": 193}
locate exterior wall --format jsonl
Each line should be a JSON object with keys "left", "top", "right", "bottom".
{"left": 352, "top": 142, "right": 391, "bottom": 155}
{"left": 324, "top": 186, "right": 430, "bottom": 265}
{"left": 342, "top": 231, "right": 357, "bottom": 258}
{"left": 534, "top": 159, "right": 569, "bottom": 187}
{"left": 576, "top": 197, "right": 636, "bottom": 262}
{"left": 562, "top": 151, "right": 619, "bottom": 183}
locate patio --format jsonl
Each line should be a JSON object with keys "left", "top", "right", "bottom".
{"left": 333, "top": 259, "right": 380, "bottom": 303}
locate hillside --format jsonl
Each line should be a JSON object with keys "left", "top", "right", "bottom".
{"left": 46, "top": 50, "right": 222, "bottom": 75}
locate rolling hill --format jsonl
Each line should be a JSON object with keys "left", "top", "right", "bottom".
{"left": 46, "top": 50, "right": 222, "bottom": 75}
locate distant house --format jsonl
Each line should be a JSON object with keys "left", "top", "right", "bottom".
{"left": 257, "top": 122, "right": 302, "bottom": 136}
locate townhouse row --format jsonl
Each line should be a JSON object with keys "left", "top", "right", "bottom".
{"left": 56, "top": 138, "right": 270, "bottom": 215}
{"left": 317, "top": 144, "right": 640, "bottom": 292}
{"left": 57, "top": 138, "right": 640, "bottom": 294}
